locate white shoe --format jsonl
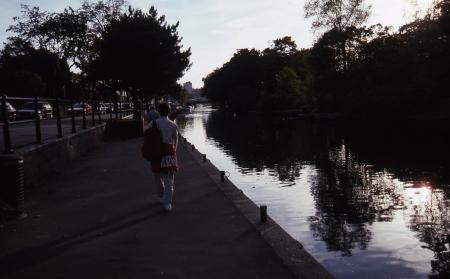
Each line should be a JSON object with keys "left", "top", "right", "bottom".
{"left": 163, "top": 204, "right": 172, "bottom": 212}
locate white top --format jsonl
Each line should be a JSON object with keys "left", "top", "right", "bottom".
{"left": 147, "top": 116, "right": 178, "bottom": 146}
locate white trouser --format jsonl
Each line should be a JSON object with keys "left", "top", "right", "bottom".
{"left": 154, "top": 172, "right": 174, "bottom": 205}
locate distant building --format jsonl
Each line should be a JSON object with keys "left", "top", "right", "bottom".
{"left": 183, "top": 81, "right": 207, "bottom": 104}
{"left": 183, "top": 82, "right": 193, "bottom": 94}
{"left": 183, "top": 82, "right": 203, "bottom": 99}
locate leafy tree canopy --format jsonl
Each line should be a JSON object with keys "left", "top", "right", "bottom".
{"left": 91, "top": 6, "right": 191, "bottom": 98}
{"left": 304, "top": 0, "right": 371, "bottom": 33}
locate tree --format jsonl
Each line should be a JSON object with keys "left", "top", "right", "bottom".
{"left": 203, "top": 48, "right": 262, "bottom": 112}
{"left": 262, "top": 67, "right": 302, "bottom": 111}
{"left": 92, "top": 6, "right": 191, "bottom": 100}
{"left": 7, "top": 1, "right": 127, "bottom": 72}
{"left": 304, "top": 0, "right": 371, "bottom": 33}
{"left": 203, "top": 37, "right": 312, "bottom": 113}
{"left": 0, "top": 44, "right": 71, "bottom": 98}
{"left": 0, "top": 71, "right": 46, "bottom": 97}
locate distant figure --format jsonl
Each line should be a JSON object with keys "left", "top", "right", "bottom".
{"left": 149, "top": 103, "right": 178, "bottom": 212}
{"left": 147, "top": 106, "right": 160, "bottom": 122}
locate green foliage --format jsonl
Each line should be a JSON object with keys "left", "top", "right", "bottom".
{"left": 203, "top": 37, "right": 311, "bottom": 113}
{"left": 91, "top": 6, "right": 191, "bottom": 98}
{"left": 203, "top": 48, "right": 262, "bottom": 112}
{"left": 304, "top": 0, "right": 450, "bottom": 115}
{"left": 1, "top": 71, "right": 46, "bottom": 97}
{"left": 0, "top": 45, "right": 71, "bottom": 97}
{"left": 262, "top": 67, "right": 301, "bottom": 111}
{"left": 1, "top": 1, "right": 190, "bottom": 101}
{"left": 6, "top": 1, "right": 126, "bottom": 72}
{"left": 204, "top": 1, "right": 449, "bottom": 116}
{"left": 304, "top": 0, "right": 371, "bottom": 33}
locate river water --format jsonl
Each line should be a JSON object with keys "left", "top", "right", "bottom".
{"left": 177, "top": 105, "right": 450, "bottom": 279}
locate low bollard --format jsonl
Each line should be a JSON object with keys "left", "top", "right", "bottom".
{"left": 184, "top": 138, "right": 187, "bottom": 144}
{"left": 0, "top": 154, "right": 27, "bottom": 218}
{"left": 192, "top": 144, "right": 195, "bottom": 151}
{"left": 220, "top": 171, "right": 226, "bottom": 182}
{"left": 203, "top": 154, "right": 207, "bottom": 163}
{"left": 260, "top": 205, "right": 267, "bottom": 223}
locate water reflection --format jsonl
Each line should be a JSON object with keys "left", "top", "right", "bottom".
{"left": 178, "top": 107, "right": 450, "bottom": 278}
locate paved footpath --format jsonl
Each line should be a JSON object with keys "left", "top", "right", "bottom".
{"left": 0, "top": 137, "right": 308, "bottom": 279}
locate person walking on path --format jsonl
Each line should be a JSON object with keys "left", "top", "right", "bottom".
{"left": 147, "top": 106, "right": 160, "bottom": 122}
{"left": 146, "top": 103, "right": 178, "bottom": 212}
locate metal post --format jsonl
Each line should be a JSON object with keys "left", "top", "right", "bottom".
{"left": 71, "top": 100, "right": 76, "bottom": 133}
{"left": 192, "top": 144, "right": 195, "bottom": 151}
{"left": 1, "top": 95, "right": 13, "bottom": 154}
{"left": 55, "top": 98, "right": 63, "bottom": 138}
{"left": 114, "top": 100, "right": 118, "bottom": 119}
{"left": 220, "top": 171, "right": 225, "bottom": 182}
{"left": 98, "top": 101, "right": 102, "bottom": 123}
{"left": 34, "top": 96, "right": 42, "bottom": 144}
{"left": 260, "top": 205, "right": 267, "bottom": 223}
{"left": 82, "top": 99, "right": 87, "bottom": 129}
{"left": 203, "top": 154, "right": 207, "bottom": 163}
{"left": 91, "top": 100, "right": 95, "bottom": 126}
{"left": 119, "top": 98, "right": 123, "bottom": 119}
{"left": 109, "top": 101, "right": 113, "bottom": 120}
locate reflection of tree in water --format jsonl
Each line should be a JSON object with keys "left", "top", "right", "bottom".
{"left": 405, "top": 188, "right": 450, "bottom": 278}
{"left": 203, "top": 111, "right": 338, "bottom": 183}
{"left": 310, "top": 141, "right": 450, "bottom": 274}
{"left": 308, "top": 143, "right": 406, "bottom": 256}
{"left": 341, "top": 119, "right": 450, "bottom": 187}
{"left": 189, "top": 110, "right": 450, "bottom": 273}
{"left": 340, "top": 120, "right": 450, "bottom": 275}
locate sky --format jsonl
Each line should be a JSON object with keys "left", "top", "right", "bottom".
{"left": 0, "top": 0, "right": 434, "bottom": 88}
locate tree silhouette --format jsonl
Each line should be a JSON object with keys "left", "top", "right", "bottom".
{"left": 0, "top": 40, "right": 71, "bottom": 98}
{"left": 91, "top": 6, "right": 191, "bottom": 100}
{"left": 304, "top": 0, "right": 371, "bottom": 33}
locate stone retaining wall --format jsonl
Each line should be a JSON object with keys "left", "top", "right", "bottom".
{"left": 18, "top": 124, "right": 106, "bottom": 190}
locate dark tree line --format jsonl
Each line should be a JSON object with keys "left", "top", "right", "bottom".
{"left": 203, "top": 37, "right": 311, "bottom": 113}
{"left": 204, "top": 0, "right": 450, "bottom": 116}
{"left": 0, "top": 0, "right": 191, "bottom": 101}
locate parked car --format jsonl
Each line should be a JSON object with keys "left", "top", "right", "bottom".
{"left": 67, "top": 102, "right": 92, "bottom": 114}
{"left": 95, "top": 103, "right": 107, "bottom": 114}
{"left": 16, "top": 101, "right": 53, "bottom": 119}
{"left": 104, "top": 102, "right": 115, "bottom": 113}
{"left": 120, "top": 102, "right": 133, "bottom": 111}
{"left": 0, "top": 101, "right": 17, "bottom": 122}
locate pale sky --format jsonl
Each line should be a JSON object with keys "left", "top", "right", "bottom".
{"left": 0, "top": 0, "right": 434, "bottom": 88}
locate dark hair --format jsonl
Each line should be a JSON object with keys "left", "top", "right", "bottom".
{"left": 158, "top": 103, "right": 171, "bottom": 116}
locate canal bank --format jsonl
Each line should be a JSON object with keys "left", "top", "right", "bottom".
{"left": 0, "top": 137, "right": 332, "bottom": 278}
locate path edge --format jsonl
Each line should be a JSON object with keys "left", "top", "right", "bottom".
{"left": 179, "top": 139, "right": 334, "bottom": 279}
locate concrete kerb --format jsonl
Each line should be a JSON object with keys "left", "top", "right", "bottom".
{"left": 180, "top": 136, "right": 334, "bottom": 279}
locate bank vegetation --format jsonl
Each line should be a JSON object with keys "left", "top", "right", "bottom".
{"left": 203, "top": 0, "right": 450, "bottom": 116}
